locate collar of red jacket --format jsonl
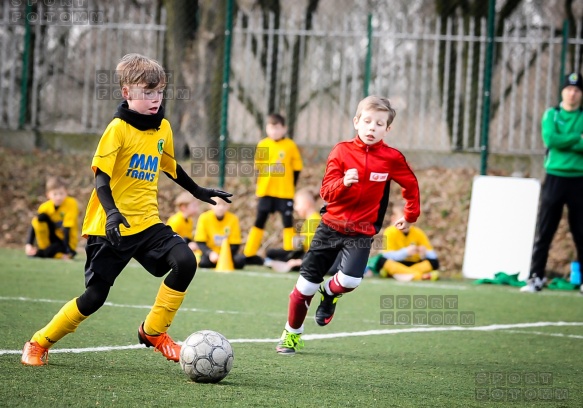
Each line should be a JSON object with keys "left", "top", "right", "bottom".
{"left": 352, "top": 135, "right": 386, "bottom": 151}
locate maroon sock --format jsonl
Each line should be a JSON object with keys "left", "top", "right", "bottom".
{"left": 287, "top": 287, "right": 314, "bottom": 330}
{"left": 328, "top": 274, "right": 356, "bottom": 295}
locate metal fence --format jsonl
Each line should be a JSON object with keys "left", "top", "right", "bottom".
{"left": 1, "top": 1, "right": 583, "bottom": 157}
{"left": 229, "top": 10, "right": 583, "bottom": 155}
{"left": 0, "top": 0, "right": 165, "bottom": 133}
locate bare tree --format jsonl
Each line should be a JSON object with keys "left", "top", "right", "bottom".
{"left": 163, "top": 0, "right": 324, "bottom": 149}
{"left": 163, "top": 0, "right": 233, "bottom": 155}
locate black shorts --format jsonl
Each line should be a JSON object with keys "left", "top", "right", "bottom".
{"left": 84, "top": 223, "right": 186, "bottom": 287}
{"left": 300, "top": 222, "right": 372, "bottom": 284}
{"left": 256, "top": 196, "right": 294, "bottom": 227}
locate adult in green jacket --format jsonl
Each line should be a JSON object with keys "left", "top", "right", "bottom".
{"left": 522, "top": 72, "right": 583, "bottom": 292}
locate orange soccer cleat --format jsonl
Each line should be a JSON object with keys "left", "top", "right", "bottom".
{"left": 21, "top": 341, "right": 49, "bottom": 366}
{"left": 138, "top": 323, "right": 181, "bottom": 362}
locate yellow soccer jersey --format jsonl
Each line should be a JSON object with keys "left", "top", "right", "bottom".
{"left": 82, "top": 118, "right": 177, "bottom": 237}
{"left": 383, "top": 225, "right": 433, "bottom": 264}
{"left": 194, "top": 210, "right": 242, "bottom": 253}
{"left": 167, "top": 212, "right": 194, "bottom": 241}
{"left": 255, "top": 137, "right": 303, "bottom": 199}
{"left": 37, "top": 196, "right": 80, "bottom": 250}
{"left": 301, "top": 211, "right": 321, "bottom": 251}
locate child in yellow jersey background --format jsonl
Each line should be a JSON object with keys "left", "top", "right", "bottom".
{"left": 366, "top": 204, "right": 440, "bottom": 281}
{"left": 21, "top": 53, "right": 232, "bottom": 367}
{"left": 265, "top": 187, "right": 321, "bottom": 273}
{"left": 195, "top": 198, "right": 245, "bottom": 269}
{"left": 244, "top": 113, "right": 303, "bottom": 265}
{"left": 25, "top": 176, "right": 80, "bottom": 260}
{"left": 167, "top": 191, "right": 200, "bottom": 253}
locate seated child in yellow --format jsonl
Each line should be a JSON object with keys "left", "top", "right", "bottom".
{"left": 369, "top": 204, "right": 440, "bottom": 281}
{"left": 25, "top": 176, "right": 79, "bottom": 259}
{"left": 265, "top": 187, "right": 321, "bottom": 272}
{"left": 167, "top": 191, "right": 200, "bottom": 253}
{"left": 195, "top": 198, "right": 245, "bottom": 269}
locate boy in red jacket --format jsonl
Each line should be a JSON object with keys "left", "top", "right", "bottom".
{"left": 276, "top": 95, "right": 420, "bottom": 354}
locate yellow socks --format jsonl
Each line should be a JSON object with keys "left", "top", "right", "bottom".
{"left": 381, "top": 259, "right": 434, "bottom": 280}
{"left": 282, "top": 227, "right": 295, "bottom": 251}
{"left": 243, "top": 226, "right": 264, "bottom": 257}
{"left": 244, "top": 226, "right": 295, "bottom": 254}
{"left": 31, "top": 298, "right": 88, "bottom": 349}
{"left": 143, "top": 283, "right": 186, "bottom": 335}
{"left": 381, "top": 259, "right": 412, "bottom": 277}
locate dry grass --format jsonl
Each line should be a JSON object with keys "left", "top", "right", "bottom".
{"left": 0, "top": 146, "right": 575, "bottom": 277}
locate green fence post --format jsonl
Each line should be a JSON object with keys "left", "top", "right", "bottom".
{"left": 219, "top": 0, "right": 234, "bottom": 189}
{"left": 558, "top": 19, "right": 569, "bottom": 103}
{"left": 479, "top": 0, "right": 495, "bottom": 176}
{"left": 19, "top": 3, "right": 32, "bottom": 129}
{"left": 363, "top": 13, "right": 373, "bottom": 97}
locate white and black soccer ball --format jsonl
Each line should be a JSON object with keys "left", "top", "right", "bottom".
{"left": 179, "top": 330, "right": 234, "bottom": 383}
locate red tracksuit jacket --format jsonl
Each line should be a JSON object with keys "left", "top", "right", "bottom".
{"left": 320, "top": 136, "right": 420, "bottom": 236}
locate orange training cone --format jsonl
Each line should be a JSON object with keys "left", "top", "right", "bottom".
{"left": 215, "top": 237, "right": 234, "bottom": 273}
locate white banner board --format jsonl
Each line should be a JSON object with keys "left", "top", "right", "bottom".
{"left": 462, "top": 176, "right": 541, "bottom": 281}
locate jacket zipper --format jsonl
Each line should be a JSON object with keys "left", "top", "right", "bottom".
{"left": 345, "top": 145, "right": 369, "bottom": 233}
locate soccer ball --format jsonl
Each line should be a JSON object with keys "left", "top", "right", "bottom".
{"left": 179, "top": 330, "right": 234, "bottom": 383}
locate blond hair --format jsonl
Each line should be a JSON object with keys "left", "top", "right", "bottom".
{"left": 295, "top": 187, "right": 318, "bottom": 203}
{"left": 174, "top": 191, "right": 195, "bottom": 208}
{"left": 45, "top": 176, "right": 67, "bottom": 192}
{"left": 115, "top": 53, "right": 166, "bottom": 89}
{"left": 354, "top": 95, "right": 396, "bottom": 126}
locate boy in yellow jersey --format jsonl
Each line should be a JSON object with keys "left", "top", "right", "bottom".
{"left": 167, "top": 191, "right": 200, "bottom": 252}
{"left": 243, "top": 113, "right": 303, "bottom": 265}
{"left": 265, "top": 187, "right": 321, "bottom": 273}
{"left": 25, "top": 176, "right": 79, "bottom": 260}
{"left": 195, "top": 198, "right": 245, "bottom": 269}
{"left": 367, "top": 204, "right": 439, "bottom": 281}
{"left": 21, "top": 53, "right": 232, "bottom": 366}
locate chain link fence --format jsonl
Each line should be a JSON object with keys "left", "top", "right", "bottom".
{"left": 0, "top": 0, "right": 166, "bottom": 132}
{"left": 1, "top": 0, "right": 582, "bottom": 273}
{"left": 2, "top": 1, "right": 582, "bottom": 167}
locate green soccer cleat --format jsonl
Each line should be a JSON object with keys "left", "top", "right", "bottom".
{"left": 314, "top": 286, "right": 342, "bottom": 326}
{"left": 276, "top": 330, "right": 304, "bottom": 355}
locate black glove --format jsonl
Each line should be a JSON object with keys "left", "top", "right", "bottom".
{"left": 193, "top": 187, "right": 233, "bottom": 205}
{"left": 105, "top": 209, "right": 130, "bottom": 247}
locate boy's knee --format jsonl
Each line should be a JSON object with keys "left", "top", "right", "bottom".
{"left": 77, "top": 276, "right": 111, "bottom": 316}
{"left": 164, "top": 244, "right": 197, "bottom": 292}
{"left": 336, "top": 271, "right": 362, "bottom": 288}
{"left": 295, "top": 275, "right": 320, "bottom": 296}
{"left": 175, "top": 247, "right": 197, "bottom": 276}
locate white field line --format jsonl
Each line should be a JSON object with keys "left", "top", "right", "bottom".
{"left": 0, "top": 296, "right": 379, "bottom": 324}
{"left": 136, "top": 265, "right": 583, "bottom": 294}
{"left": 502, "top": 329, "right": 583, "bottom": 340}
{"left": 130, "top": 263, "right": 471, "bottom": 290}
{"left": 0, "top": 296, "right": 272, "bottom": 316}
{"left": 1, "top": 321, "right": 582, "bottom": 356}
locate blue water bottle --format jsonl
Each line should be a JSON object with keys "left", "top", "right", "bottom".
{"left": 570, "top": 261, "right": 581, "bottom": 286}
